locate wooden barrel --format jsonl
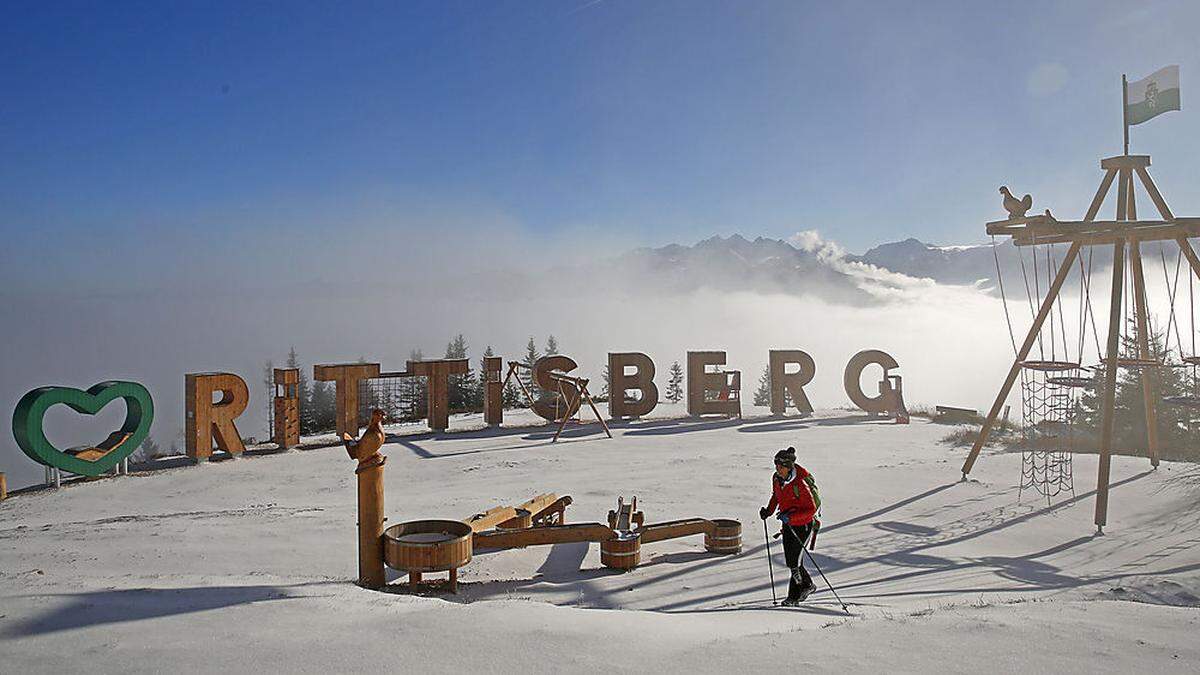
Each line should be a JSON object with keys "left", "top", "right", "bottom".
{"left": 704, "top": 518, "right": 742, "bottom": 554}
{"left": 383, "top": 519, "right": 473, "bottom": 572}
{"left": 600, "top": 532, "right": 641, "bottom": 570}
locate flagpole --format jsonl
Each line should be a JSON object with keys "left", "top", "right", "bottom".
{"left": 1122, "top": 73, "right": 1130, "bottom": 156}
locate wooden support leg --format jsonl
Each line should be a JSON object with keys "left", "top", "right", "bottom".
{"left": 582, "top": 387, "right": 613, "bottom": 439}
{"left": 1129, "top": 240, "right": 1160, "bottom": 468}
{"left": 448, "top": 567, "right": 458, "bottom": 593}
{"left": 409, "top": 571, "right": 422, "bottom": 587}
{"left": 961, "top": 241, "right": 1083, "bottom": 476}
{"left": 1096, "top": 238, "right": 1126, "bottom": 532}
{"left": 357, "top": 462, "right": 386, "bottom": 588}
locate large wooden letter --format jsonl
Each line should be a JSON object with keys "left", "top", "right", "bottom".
{"left": 483, "top": 356, "right": 503, "bottom": 427}
{"left": 844, "top": 350, "right": 899, "bottom": 414}
{"left": 186, "top": 372, "right": 249, "bottom": 461}
{"left": 532, "top": 355, "right": 581, "bottom": 422}
{"left": 608, "top": 352, "right": 659, "bottom": 419}
{"left": 408, "top": 359, "right": 470, "bottom": 432}
{"left": 768, "top": 350, "right": 815, "bottom": 415}
{"left": 314, "top": 363, "right": 381, "bottom": 437}
{"left": 687, "top": 351, "right": 741, "bottom": 418}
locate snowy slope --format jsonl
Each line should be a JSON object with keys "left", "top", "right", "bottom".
{"left": 2, "top": 406, "right": 1198, "bottom": 672}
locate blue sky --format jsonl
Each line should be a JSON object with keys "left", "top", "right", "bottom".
{"left": 3, "top": 0, "right": 1200, "bottom": 291}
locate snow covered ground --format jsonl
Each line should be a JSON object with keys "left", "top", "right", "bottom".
{"left": 3, "top": 405, "right": 1199, "bottom": 673}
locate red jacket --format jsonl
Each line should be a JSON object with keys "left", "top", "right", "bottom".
{"left": 766, "top": 466, "right": 817, "bottom": 526}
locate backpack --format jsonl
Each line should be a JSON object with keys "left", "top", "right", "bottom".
{"left": 800, "top": 471, "right": 821, "bottom": 517}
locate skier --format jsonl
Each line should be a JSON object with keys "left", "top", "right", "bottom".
{"left": 759, "top": 446, "right": 818, "bottom": 606}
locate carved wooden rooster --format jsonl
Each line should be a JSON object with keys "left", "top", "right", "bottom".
{"left": 343, "top": 408, "right": 387, "bottom": 473}
{"left": 999, "top": 186, "right": 1033, "bottom": 218}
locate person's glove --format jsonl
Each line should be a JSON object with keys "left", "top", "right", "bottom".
{"left": 759, "top": 507, "right": 770, "bottom": 520}
{"left": 776, "top": 510, "right": 790, "bottom": 523}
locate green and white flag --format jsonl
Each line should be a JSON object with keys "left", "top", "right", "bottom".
{"left": 1126, "top": 65, "right": 1180, "bottom": 126}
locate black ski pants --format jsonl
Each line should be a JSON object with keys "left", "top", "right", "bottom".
{"left": 781, "top": 522, "right": 814, "bottom": 599}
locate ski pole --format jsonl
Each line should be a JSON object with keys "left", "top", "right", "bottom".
{"left": 762, "top": 518, "right": 777, "bottom": 605}
{"left": 802, "top": 546, "right": 849, "bottom": 614}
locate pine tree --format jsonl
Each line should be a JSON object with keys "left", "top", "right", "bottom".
{"left": 262, "top": 359, "right": 275, "bottom": 438}
{"left": 444, "top": 334, "right": 477, "bottom": 412}
{"left": 666, "top": 360, "right": 685, "bottom": 403}
{"left": 287, "top": 347, "right": 315, "bottom": 435}
{"left": 521, "top": 337, "right": 540, "bottom": 407}
{"left": 473, "top": 345, "right": 495, "bottom": 409}
{"left": 600, "top": 364, "right": 611, "bottom": 400}
{"left": 310, "top": 381, "right": 337, "bottom": 432}
{"left": 1076, "top": 318, "right": 1196, "bottom": 453}
{"left": 753, "top": 366, "right": 771, "bottom": 406}
{"left": 545, "top": 335, "right": 559, "bottom": 356}
{"left": 403, "top": 348, "right": 429, "bottom": 421}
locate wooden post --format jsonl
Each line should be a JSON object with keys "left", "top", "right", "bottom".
{"left": 407, "top": 359, "right": 469, "bottom": 432}
{"left": 357, "top": 461, "right": 386, "bottom": 588}
{"left": 960, "top": 241, "right": 1083, "bottom": 476}
{"left": 483, "top": 356, "right": 503, "bottom": 427}
{"left": 273, "top": 368, "right": 300, "bottom": 449}
{"left": 0, "top": 472, "right": 6, "bottom": 501}
{"left": 1096, "top": 238, "right": 1126, "bottom": 531}
{"left": 1127, "top": 175, "right": 1160, "bottom": 467}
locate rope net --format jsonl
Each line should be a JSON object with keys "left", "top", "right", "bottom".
{"left": 1018, "top": 367, "right": 1078, "bottom": 504}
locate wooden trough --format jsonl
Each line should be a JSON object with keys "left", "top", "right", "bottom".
{"left": 383, "top": 519, "right": 473, "bottom": 592}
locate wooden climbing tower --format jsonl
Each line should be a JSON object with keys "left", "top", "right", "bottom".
{"left": 963, "top": 153, "right": 1200, "bottom": 531}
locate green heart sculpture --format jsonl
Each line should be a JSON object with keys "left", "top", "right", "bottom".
{"left": 12, "top": 381, "right": 154, "bottom": 477}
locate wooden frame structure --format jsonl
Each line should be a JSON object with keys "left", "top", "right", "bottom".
{"left": 962, "top": 154, "right": 1197, "bottom": 531}
{"left": 500, "top": 361, "right": 612, "bottom": 441}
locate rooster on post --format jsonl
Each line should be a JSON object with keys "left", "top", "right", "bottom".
{"left": 343, "top": 408, "right": 387, "bottom": 473}
{"left": 999, "top": 186, "right": 1033, "bottom": 219}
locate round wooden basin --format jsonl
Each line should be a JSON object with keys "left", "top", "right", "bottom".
{"left": 383, "top": 519, "right": 473, "bottom": 573}
{"left": 703, "top": 518, "right": 742, "bottom": 554}
{"left": 600, "top": 531, "right": 641, "bottom": 570}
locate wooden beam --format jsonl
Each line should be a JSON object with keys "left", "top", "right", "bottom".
{"left": 1130, "top": 241, "right": 1161, "bottom": 468}
{"left": 1116, "top": 168, "right": 1129, "bottom": 224}
{"left": 1011, "top": 221, "right": 1200, "bottom": 247}
{"left": 1136, "top": 167, "right": 1175, "bottom": 221}
{"left": 1178, "top": 236, "right": 1200, "bottom": 282}
{"left": 472, "top": 522, "right": 615, "bottom": 550}
{"left": 1084, "top": 168, "right": 1120, "bottom": 222}
{"left": 1095, "top": 239, "right": 1126, "bottom": 530}
{"left": 1100, "top": 154, "right": 1151, "bottom": 170}
{"left": 961, "top": 240, "right": 1083, "bottom": 476}
{"left": 637, "top": 518, "right": 714, "bottom": 544}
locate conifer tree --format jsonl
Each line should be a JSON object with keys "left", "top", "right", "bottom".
{"left": 753, "top": 366, "right": 771, "bottom": 406}
{"left": 444, "top": 334, "right": 476, "bottom": 412}
{"left": 309, "top": 381, "right": 336, "bottom": 432}
{"left": 287, "top": 347, "right": 315, "bottom": 435}
{"left": 600, "top": 364, "right": 611, "bottom": 400}
{"left": 403, "top": 348, "right": 429, "bottom": 420}
{"left": 262, "top": 359, "right": 275, "bottom": 438}
{"left": 545, "top": 334, "right": 559, "bottom": 356}
{"left": 521, "top": 337, "right": 540, "bottom": 406}
{"left": 666, "top": 360, "right": 685, "bottom": 403}
{"left": 1076, "top": 318, "right": 1195, "bottom": 452}
{"left": 474, "top": 345, "right": 495, "bottom": 409}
